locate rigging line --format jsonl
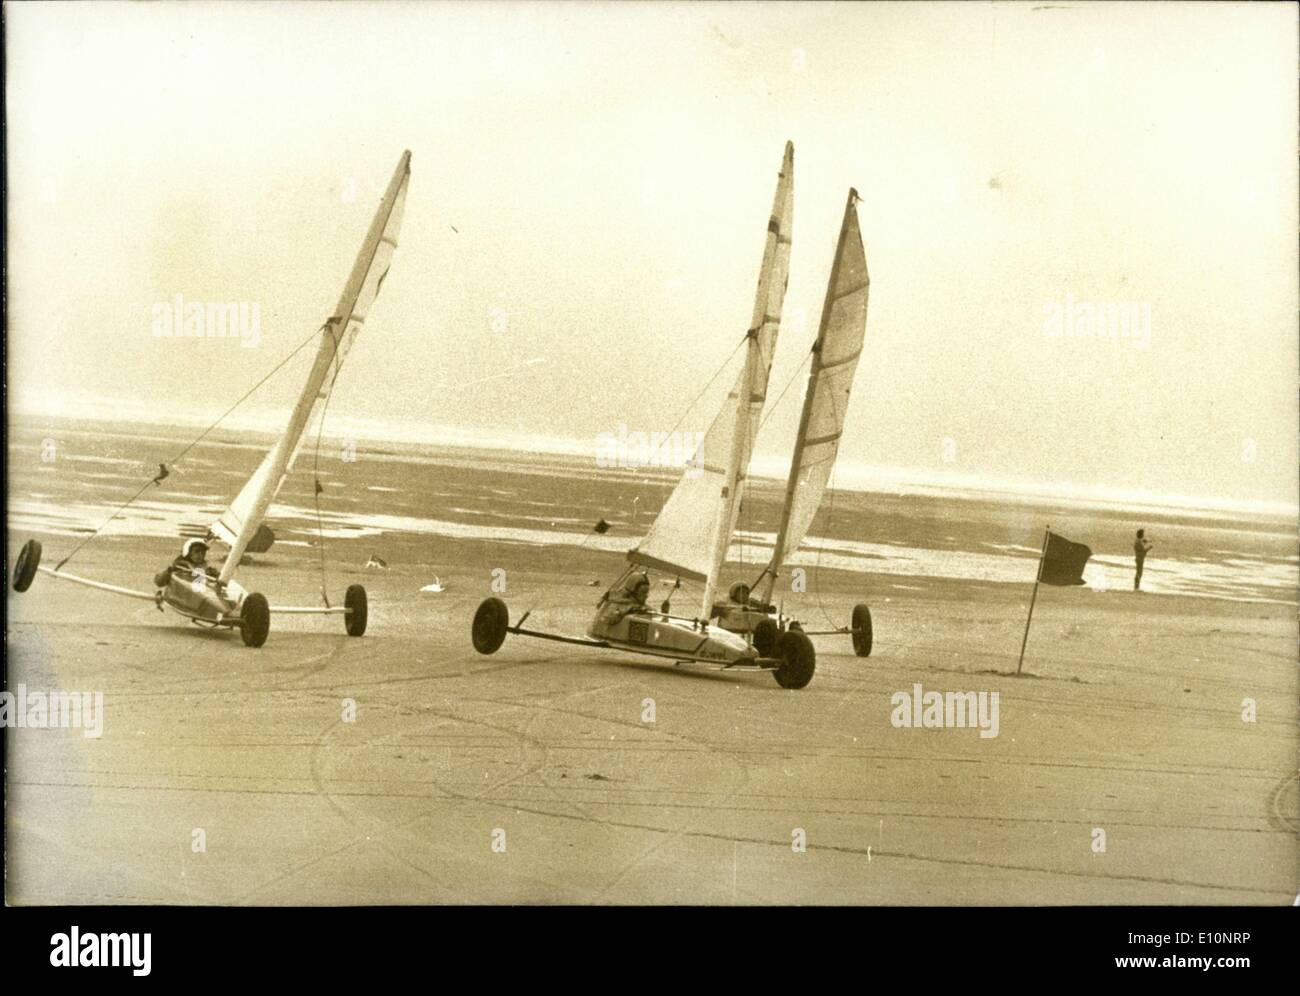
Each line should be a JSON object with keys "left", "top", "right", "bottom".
{"left": 519, "top": 332, "right": 748, "bottom": 619}
{"left": 757, "top": 349, "right": 812, "bottom": 433}
{"left": 744, "top": 349, "right": 813, "bottom": 594}
{"left": 739, "top": 349, "right": 813, "bottom": 584}
{"left": 311, "top": 320, "right": 348, "bottom": 607}
{"left": 812, "top": 375, "right": 848, "bottom": 630}
{"left": 634, "top": 332, "right": 747, "bottom": 572}
{"left": 812, "top": 460, "right": 842, "bottom": 629}
{"left": 55, "top": 321, "right": 327, "bottom": 571}
{"left": 660, "top": 333, "right": 747, "bottom": 442}
{"left": 519, "top": 522, "right": 609, "bottom": 619}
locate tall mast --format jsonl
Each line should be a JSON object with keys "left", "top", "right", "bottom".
{"left": 700, "top": 330, "right": 760, "bottom": 618}
{"left": 763, "top": 341, "right": 822, "bottom": 607}
{"left": 215, "top": 151, "right": 411, "bottom": 581}
{"left": 626, "top": 143, "right": 793, "bottom": 601}
{"left": 762, "top": 188, "right": 861, "bottom": 606}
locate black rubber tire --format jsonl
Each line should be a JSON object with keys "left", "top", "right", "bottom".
{"left": 12, "top": 539, "right": 42, "bottom": 593}
{"left": 472, "top": 597, "right": 509, "bottom": 655}
{"left": 240, "top": 593, "right": 270, "bottom": 648}
{"left": 345, "top": 584, "right": 368, "bottom": 637}
{"left": 774, "top": 630, "right": 816, "bottom": 689}
{"left": 752, "top": 617, "right": 779, "bottom": 657}
{"left": 851, "top": 603, "right": 873, "bottom": 657}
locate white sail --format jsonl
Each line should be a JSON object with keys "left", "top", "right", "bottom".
{"left": 212, "top": 150, "right": 411, "bottom": 581}
{"left": 762, "top": 188, "right": 868, "bottom": 603}
{"left": 629, "top": 142, "right": 794, "bottom": 610}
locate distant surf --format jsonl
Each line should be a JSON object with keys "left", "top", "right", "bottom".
{"left": 12, "top": 402, "right": 1298, "bottom": 521}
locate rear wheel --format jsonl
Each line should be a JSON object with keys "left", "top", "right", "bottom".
{"left": 472, "top": 597, "right": 509, "bottom": 655}
{"left": 752, "top": 617, "right": 779, "bottom": 657}
{"left": 240, "top": 593, "right": 270, "bottom": 648}
{"left": 851, "top": 603, "right": 873, "bottom": 657}
{"left": 12, "top": 539, "right": 42, "bottom": 592}
{"left": 774, "top": 630, "right": 816, "bottom": 689}
{"left": 345, "top": 584, "right": 368, "bottom": 637}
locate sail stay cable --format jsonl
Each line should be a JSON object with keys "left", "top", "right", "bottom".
{"left": 658, "top": 333, "right": 747, "bottom": 444}
{"left": 310, "top": 322, "right": 348, "bottom": 607}
{"left": 630, "top": 142, "right": 794, "bottom": 595}
{"left": 54, "top": 322, "right": 326, "bottom": 571}
{"left": 515, "top": 335, "right": 751, "bottom": 623}
{"left": 811, "top": 381, "right": 847, "bottom": 629}
{"left": 212, "top": 150, "right": 410, "bottom": 583}
{"left": 738, "top": 348, "right": 813, "bottom": 587}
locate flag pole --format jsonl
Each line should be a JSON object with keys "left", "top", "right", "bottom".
{"left": 1017, "top": 526, "right": 1051, "bottom": 674}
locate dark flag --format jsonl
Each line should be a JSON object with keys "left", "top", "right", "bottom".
{"left": 1039, "top": 531, "right": 1091, "bottom": 586}
{"left": 151, "top": 463, "right": 169, "bottom": 487}
{"left": 315, "top": 478, "right": 325, "bottom": 496}
{"left": 593, "top": 519, "right": 611, "bottom": 534}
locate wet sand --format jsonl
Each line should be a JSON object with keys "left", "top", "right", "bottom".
{"left": 5, "top": 418, "right": 1297, "bottom": 904}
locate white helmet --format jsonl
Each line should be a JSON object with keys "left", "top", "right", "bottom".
{"left": 182, "top": 538, "right": 209, "bottom": 559}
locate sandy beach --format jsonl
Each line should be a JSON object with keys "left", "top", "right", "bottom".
{"left": 5, "top": 416, "right": 1297, "bottom": 904}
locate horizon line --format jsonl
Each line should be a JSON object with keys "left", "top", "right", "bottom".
{"left": 11, "top": 395, "right": 1298, "bottom": 521}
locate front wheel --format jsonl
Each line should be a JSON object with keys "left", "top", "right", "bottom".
{"left": 472, "top": 597, "right": 509, "bottom": 655}
{"left": 851, "top": 603, "right": 872, "bottom": 657}
{"left": 12, "top": 539, "right": 42, "bottom": 592}
{"left": 345, "top": 584, "right": 368, "bottom": 637}
{"left": 773, "top": 630, "right": 816, "bottom": 689}
{"left": 240, "top": 593, "right": 270, "bottom": 648}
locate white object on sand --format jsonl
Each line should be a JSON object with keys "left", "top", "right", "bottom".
{"left": 420, "top": 577, "right": 447, "bottom": 593}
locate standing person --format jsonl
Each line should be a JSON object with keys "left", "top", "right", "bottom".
{"left": 1133, "top": 529, "right": 1154, "bottom": 591}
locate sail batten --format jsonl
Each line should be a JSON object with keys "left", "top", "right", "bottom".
{"left": 212, "top": 150, "right": 411, "bottom": 581}
{"left": 762, "top": 188, "right": 869, "bottom": 604}
{"left": 628, "top": 143, "right": 794, "bottom": 601}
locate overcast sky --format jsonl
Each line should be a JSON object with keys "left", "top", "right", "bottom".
{"left": 7, "top": 1, "right": 1297, "bottom": 508}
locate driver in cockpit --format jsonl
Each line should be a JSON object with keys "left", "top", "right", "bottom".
{"left": 155, "top": 538, "right": 219, "bottom": 603}
{"left": 589, "top": 571, "right": 652, "bottom": 635}
{"left": 710, "top": 581, "right": 775, "bottom": 622}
